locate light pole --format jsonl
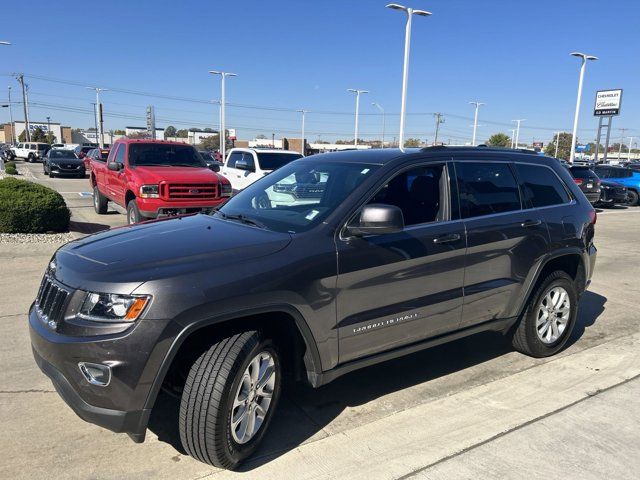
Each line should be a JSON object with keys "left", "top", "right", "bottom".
{"left": 372, "top": 102, "right": 385, "bottom": 148}
{"left": 86, "top": 87, "right": 107, "bottom": 147}
{"left": 554, "top": 131, "right": 562, "bottom": 158}
{"left": 512, "top": 119, "right": 525, "bottom": 149}
{"left": 617, "top": 128, "right": 628, "bottom": 159}
{"left": 7, "top": 86, "right": 14, "bottom": 144}
{"left": 297, "top": 109, "right": 308, "bottom": 156}
{"left": 386, "top": 3, "right": 431, "bottom": 151}
{"left": 628, "top": 136, "right": 634, "bottom": 161}
{"left": 347, "top": 89, "right": 368, "bottom": 146}
{"left": 433, "top": 112, "right": 444, "bottom": 145}
{"left": 0, "top": 41, "right": 10, "bottom": 46}
{"left": 569, "top": 52, "right": 598, "bottom": 163}
{"left": 469, "top": 101, "right": 484, "bottom": 146}
{"left": 209, "top": 70, "right": 237, "bottom": 162}
{"left": 510, "top": 129, "right": 516, "bottom": 148}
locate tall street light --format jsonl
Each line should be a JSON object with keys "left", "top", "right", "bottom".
{"left": 554, "top": 131, "right": 562, "bottom": 158}
{"left": 512, "top": 119, "right": 525, "bottom": 149}
{"left": 469, "top": 101, "right": 484, "bottom": 146}
{"left": 372, "top": 102, "right": 385, "bottom": 148}
{"left": 209, "top": 70, "right": 237, "bottom": 161}
{"left": 297, "top": 109, "right": 308, "bottom": 156}
{"left": 347, "top": 89, "right": 368, "bottom": 146}
{"left": 0, "top": 41, "right": 10, "bottom": 46}
{"left": 7, "top": 86, "right": 14, "bottom": 144}
{"left": 386, "top": 3, "right": 431, "bottom": 151}
{"left": 86, "top": 87, "right": 107, "bottom": 148}
{"left": 569, "top": 52, "right": 598, "bottom": 163}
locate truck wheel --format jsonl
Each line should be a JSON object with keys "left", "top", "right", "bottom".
{"left": 179, "top": 331, "right": 281, "bottom": 469}
{"left": 93, "top": 186, "right": 108, "bottom": 214}
{"left": 27, "top": 153, "right": 34, "bottom": 163}
{"left": 126, "top": 199, "right": 146, "bottom": 224}
{"left": 627, "top": 189, "right": 639, "bottom": 206}
{"left": 511, "top": 271, "right": 577, "bottom": 358}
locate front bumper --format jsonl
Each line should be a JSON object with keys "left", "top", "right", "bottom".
{"left": 50, "top": 164, "right": 85, "bottom": 176}
{"left": 138, "top": 196, "right": 227, "bottom": 219}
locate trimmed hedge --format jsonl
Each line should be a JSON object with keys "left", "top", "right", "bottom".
{"left": 0, "top": 177, "right": 71, "bottom": 233}
{"left": 4, "top": 161, "right": 18, "bottom": 175}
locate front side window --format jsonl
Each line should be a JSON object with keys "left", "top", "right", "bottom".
{"left": 256, "top": 152, "right": 303, "bottom": 171}
{"left": 226, "top": 152, "right": 243, "bottom": 168}
{"left": 365, "top": 164, "right": 447, "bottom": 226}
{"left": 241, "top": 152, "right": 256, "bottom": 171}
{"left": 455, "top": 162, "right": 521, "bottom": 218}
{"left": 114, "top": 145, "right": 126, "bottom": 164}
{"left": 218, "top": 161, "right": 378, "bottom": 233}
{"left": 17, "top": 143, "right": 23, "bottom": 148}
{"left": 515, "top": 163, "right": 571, "bottom": 208}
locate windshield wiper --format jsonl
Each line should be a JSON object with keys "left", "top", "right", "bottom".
{"left": 215, "top": 211, "right": 267, "bottom": 229}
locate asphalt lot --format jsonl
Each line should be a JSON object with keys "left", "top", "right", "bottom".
{"left": 1, "top": 161, "right": 639, "bottom": 479}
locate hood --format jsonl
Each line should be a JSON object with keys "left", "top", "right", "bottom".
{"left": 54, "top": 214, "right": 291, "bottom": 288}
{"left": 131, "top": 166, "right": 226, "bottom": 184}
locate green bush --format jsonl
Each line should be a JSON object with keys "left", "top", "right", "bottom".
{"left": 0, "top": 177, "right": 71, "bottom": 233}
{"left": 4, "top": 161, "right": 18, "bottom": 175}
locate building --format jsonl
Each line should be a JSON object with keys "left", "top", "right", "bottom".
{"left": 2, "top": 121, "right": 72, "bottom": 144}
{"left": 125, "top": 126, "right": 166, "bottom": 139}
{"left": 188, "top": 129, "right": 218, "bottom": 145}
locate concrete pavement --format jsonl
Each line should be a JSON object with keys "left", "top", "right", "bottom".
{"left": 0, "top": 163, "right": 639, "bottom": 479}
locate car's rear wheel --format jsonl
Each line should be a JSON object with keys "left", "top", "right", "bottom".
{"left": 27, "top": 153, "right": 34, "bottom": 163}
{"left": 511, "top": 271, "right": 577, "bottom": 357}
{"left": 179, "top": 331, "right": 281, "bottom": 469}
{"left": 627, "top": 189, "right": 639, "bottom": 206}
{"left": 93, "top": 186, "right": 108, "bottom": 214}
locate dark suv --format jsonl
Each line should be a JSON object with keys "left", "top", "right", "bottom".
{"left": 29, "top": 147, "right": 597, "bottom": 469}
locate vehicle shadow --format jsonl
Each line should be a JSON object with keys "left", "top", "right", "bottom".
{"left": 148, "top": 291, "right": 607, "bottom": 470}
{"left": 68, "top": 220, "right": 112, "bottom": 235}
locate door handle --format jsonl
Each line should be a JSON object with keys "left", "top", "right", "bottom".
{"left": 521, "top": 219, "right": 542, "bottom": 228}
{"left": 433, "top": 233, "right": 461, "bottom": 244}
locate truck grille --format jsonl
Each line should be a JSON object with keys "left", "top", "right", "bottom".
{"left": 35, "top": 276, "right": 70, "bottom": 326}
{"left": 161, "top": 183, "right": 219, "bottom": 200}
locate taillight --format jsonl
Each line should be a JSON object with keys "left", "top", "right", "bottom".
{"left": 588, "top": 210, "right": 597, "bottom": 225}
{"left": 574, "top": 178, "right": 583, "bottom": 185}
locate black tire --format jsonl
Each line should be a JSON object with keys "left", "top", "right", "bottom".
{"left": 126, "top": 199, "right": 145, "bottom": 224}
{"left": 179, "top": 331, "right": 282, "bottom": 469}
{"left": 627, "top": 189, "right": 639, "bottom": 206}
{"left": 511, "top": 271, "right": 578, "bottom": 357}
{"left": 49, "top": 171, "right": 56, "bottom": 178}
{"left": 43, "top": 164, "right": 49, "bottom": 176}
{"left": 27, "top": 153, "right": 34, "bottom": 163}
{"left": 93, "top": 186, "right": 108, "bottom": 214}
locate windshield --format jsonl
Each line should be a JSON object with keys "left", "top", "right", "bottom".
{"left": 257, "top": 152, "right": 303, "bottom": 171}
{"left": 218, "top": 161, "right": 378, "bottom": 233}
{"left": 49, "top": 150, "right": 77, "bottom": 159}
{"left": 129, "top": 143, "right": 206, "bottom": 167}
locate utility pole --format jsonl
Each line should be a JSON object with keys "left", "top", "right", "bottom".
{"left": 92, "top": 103, "right": 99, "bottom": 145}
{"left": 7, "top": 86, "right": 14, "bottom": 144}
{"left": 372, "top": 102, "right": 385, "bottom": 148}
{"left": 554, "top": 131, "right": 561, "bottom": 158}
{"left": 512, "top": 119, "right": 525, "bottom": 149}
{"left": 209, "top": 70, "right": 237, "bottom": 162}
{"left": 628, "top": 137, "right": 634, "bottom": 161}
{"left": 297, "top": 109, "right": 308, "bottom": 156}
{"left": 433, "top": 112, "right": 444, "bottom": 145}
{"left": 86, "top": 87, "right": 107, "bottom": 147}
{"left": 17, "top": 74, "right": 30, "bottom": 141}
{"left": 618, "top": 128, "right": 628, "bottom": 160}
{"left": 469, "top": 101, "right": 484, "bottom": 146}
{"left": 510, "top": 129, "right": 516, "bottom": 148}
{"left": 347, "top": 89, "right": 368, "bottom": 146}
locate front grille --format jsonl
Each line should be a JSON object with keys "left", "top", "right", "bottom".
{"left": 35, "top": 276, "right": 70, "bottom": 326}
{"left": 162, "top": 183, "right": 219, "bottom": 200}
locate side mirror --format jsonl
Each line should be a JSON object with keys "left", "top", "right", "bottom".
{"left": 346, "top": 204, "right": 404, "bottom": 237}
{"left": 235, "top": 159, "right": 254, "bottom": 172}
{"left": 207, "top": 161, "right": 222, "bottom": 173}
{"left": 107, "top": 162, "right": 122, "bottom": 171}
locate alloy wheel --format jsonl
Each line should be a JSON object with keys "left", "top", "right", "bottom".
{"left": 230, "top": 351, "right": 276, "bottom": 444}
{"left": 536, "top": 286, "right": 571, "bottom": 344}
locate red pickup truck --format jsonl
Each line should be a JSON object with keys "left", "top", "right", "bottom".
{"left": 90, "top": 138, "right": 232, "bottom": 224}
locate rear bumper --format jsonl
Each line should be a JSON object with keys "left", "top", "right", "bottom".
{"left": 584, "top": 192, "right": 601, "bottom": 204}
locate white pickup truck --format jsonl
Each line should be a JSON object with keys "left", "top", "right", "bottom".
{"left": 221, "top": 148, "right": 302, "bottom": 191}
{"left": 13, "top": 142, "right": 50, "bottom": 162}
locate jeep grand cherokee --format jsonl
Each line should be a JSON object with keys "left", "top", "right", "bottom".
{"left": 30, "top": 146, "right": 597, "bottom": 469}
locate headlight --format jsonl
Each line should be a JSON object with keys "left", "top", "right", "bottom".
{"left": 221, "top": 183, "right": 233, "bottom": 197}
{"left": 78, "top": 292, "right": 150, "bottom": 322}
{"left": 140, "top": 184, "right": 160, "bottom": 198}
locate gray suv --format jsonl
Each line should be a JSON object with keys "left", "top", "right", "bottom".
{"left": 29, "top": 146, "right": 597, "bottom": 469}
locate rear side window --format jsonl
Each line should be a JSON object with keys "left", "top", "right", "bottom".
{"left": 515, "top": 164, "right": 571, "bottom": 208}
{"left": 455, "top": 162, "right": 521, "bottom": 218}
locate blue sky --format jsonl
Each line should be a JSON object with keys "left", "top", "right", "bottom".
{"left": 1, "top": 0, "right": 639, "bottom": 146}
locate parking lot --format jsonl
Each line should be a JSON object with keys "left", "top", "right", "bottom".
{"left": 1, "top": 161, "right": 640, "bottom": 479}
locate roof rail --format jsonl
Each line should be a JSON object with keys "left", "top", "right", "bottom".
{"left": 420, "top": 145, "right": 539, "bottom": 155}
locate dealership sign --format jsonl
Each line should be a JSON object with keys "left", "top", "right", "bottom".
{"left": 594, "top": 89, "right": 623, "bottom": 116}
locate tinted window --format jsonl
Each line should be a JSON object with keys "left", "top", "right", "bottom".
{"left": 114, "top": 145, "right": 126, "bottom": 164}
{"left": 128, "top": 143, "right": 204, "bottom": 167}
{"left": 242, "top": 152, "right": 256, "bottom": 170}
{"left": 17, "top": 143, "right": 23, "bottom": 148}
{"left": 456, "top": 162, "right": 521, "bottom": 218}
{"left": 367, "top": 165, "right": 446, "bottom": 226}
{"left": 37, "top": 144, "right": 49, "bottom": 151}
{"left": 569, "top": 167, "right": 598, "bottom": 180}
{"left": 515, "top": 163, "right": 571, "bottom": 208}
{"left": 48, "top": 150, "right": 76, "bottom": 159}
{"left": 226, "top": 152, "right": 243, "bottom": 168}
{"left": 257, "top": 152, "right": 303, "bottom": 171}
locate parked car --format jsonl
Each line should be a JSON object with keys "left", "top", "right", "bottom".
{"left": 83, "top": 147, "right": 110, "bottom": 170}
{"left": 50, "top": 143, "right": 68, "bottom": 149}
{"left": 42, "top": 148, "right": 85, "bottom": 178}
{"left": 74, "top": 145, "right": 96, "bottom": 159}
{"left": 592, "top": 165, "right": 640, "bottom": 206}
{"left": 30, "top": 146, "right": 596, "bottom": 469}
{"left": 221, "top": 148, "right": 303, "bottom": 191}
{"left": 595, "top": 180, "right": 628, "bottom": 207}
{"left": 198, "top": 150, "right": 223, "bottom": 172}
{"left": 12, "top": 142, "right": 50, "bottom": 162}
{"left": 567, "top": 166, "right": 601, "bottom": 205}
{"left": 0, "top": 143, "right": 14, "bottom": 161}
{"left": 89, "top": 138, "right": 232, "bottom": 224}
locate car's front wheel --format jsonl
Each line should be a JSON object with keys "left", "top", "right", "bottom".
{"left": 179, "top": 331, "right": 281, "bottom": 469}
{"left": 126, "top": 199, "right": 147, "bottom": 224}
{"left": 627, "top": 189, "right": 639, "bottom": 206}
{"left": 511, "top": 271, "right": 578, "bottom": 357}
